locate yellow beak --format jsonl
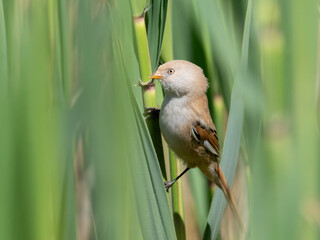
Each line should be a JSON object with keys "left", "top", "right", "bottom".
{"left": 148, "top": 72, "right": 162, "bottom": 79}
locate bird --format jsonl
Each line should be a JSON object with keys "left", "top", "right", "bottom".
{"left": 148, "top": 60, "right": 244, "bottom": 231}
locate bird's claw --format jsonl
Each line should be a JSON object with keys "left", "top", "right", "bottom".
{"left": 144, "top": 107, "right": 160, "bottom": 120}
{"left": 164, "top": 180, "right": 175, "bottom": 191}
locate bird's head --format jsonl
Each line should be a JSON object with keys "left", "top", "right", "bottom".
{"left": 149, "top": 60, "right": 208, "bottom": 97}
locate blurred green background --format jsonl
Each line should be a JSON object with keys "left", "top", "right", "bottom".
{"left": 0, "top": 0, "right": 319, "bottom": 239}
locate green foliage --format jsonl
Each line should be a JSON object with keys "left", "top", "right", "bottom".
{"left": 0, "top": 0, "right": 319, "bottom": 239}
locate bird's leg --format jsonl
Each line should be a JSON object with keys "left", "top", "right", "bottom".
{"left": 164, "top": 167, "right": 190, "bottom": 191}
{"left": 144, "top": 107, "right": 160, "bottom": 120}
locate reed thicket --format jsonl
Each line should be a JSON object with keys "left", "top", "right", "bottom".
{"left": 0, "top": 0, "right": 319, "bottom": 239}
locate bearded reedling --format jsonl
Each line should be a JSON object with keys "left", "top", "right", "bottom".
{"left": 148, "top": 60, "right": 244, "bottom": 232}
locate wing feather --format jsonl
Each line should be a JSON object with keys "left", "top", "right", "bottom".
{"left": 192, "top": 122, "right": 220, "bottom": 157}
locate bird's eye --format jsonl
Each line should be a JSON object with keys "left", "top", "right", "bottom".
{"left": 168, "top": 68, "right": 175, "bottom": 75}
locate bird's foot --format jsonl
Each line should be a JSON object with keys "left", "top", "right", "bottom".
{"left": 164, "top": 180, "right": 176, "bottom": 191}
{"left": 144, "top": 107, "right": 160, "bottom": 120}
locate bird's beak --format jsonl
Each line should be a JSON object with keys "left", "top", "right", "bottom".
{"left": 149, "top": 72, "right": 162, "bottom": 80}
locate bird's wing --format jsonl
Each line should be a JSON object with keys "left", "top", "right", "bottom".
{"left": 191, "top": 121, "right": 220, "bottom": 157}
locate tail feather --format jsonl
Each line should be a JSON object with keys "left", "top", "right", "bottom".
{"left": 215, "top": 164, "right": 245, "bottom": 233}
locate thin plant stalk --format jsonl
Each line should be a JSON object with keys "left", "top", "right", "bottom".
{"left": 0, "top": 0, "right": 8, "bottom": 95}
{"left": 133, "top": 13, "right": 157, "bottom": 107}
{"left": 133, "top": 10, "right": 167, "bottom": 179}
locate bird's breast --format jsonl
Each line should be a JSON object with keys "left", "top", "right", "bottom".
{"left": 159, "top": 96, "right": 197, "bottom": 165}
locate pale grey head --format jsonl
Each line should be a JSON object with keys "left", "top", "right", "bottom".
{"left": 149, "top": 60, "right": 208, "bottom": 97}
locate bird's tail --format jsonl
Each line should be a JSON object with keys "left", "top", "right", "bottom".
{"left": 215, "top": 164, "right": 245, "bottom": 233}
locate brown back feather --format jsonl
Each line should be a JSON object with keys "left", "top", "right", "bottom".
{"left": 194, "top": 122, "right": 220, "bottom": 156}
